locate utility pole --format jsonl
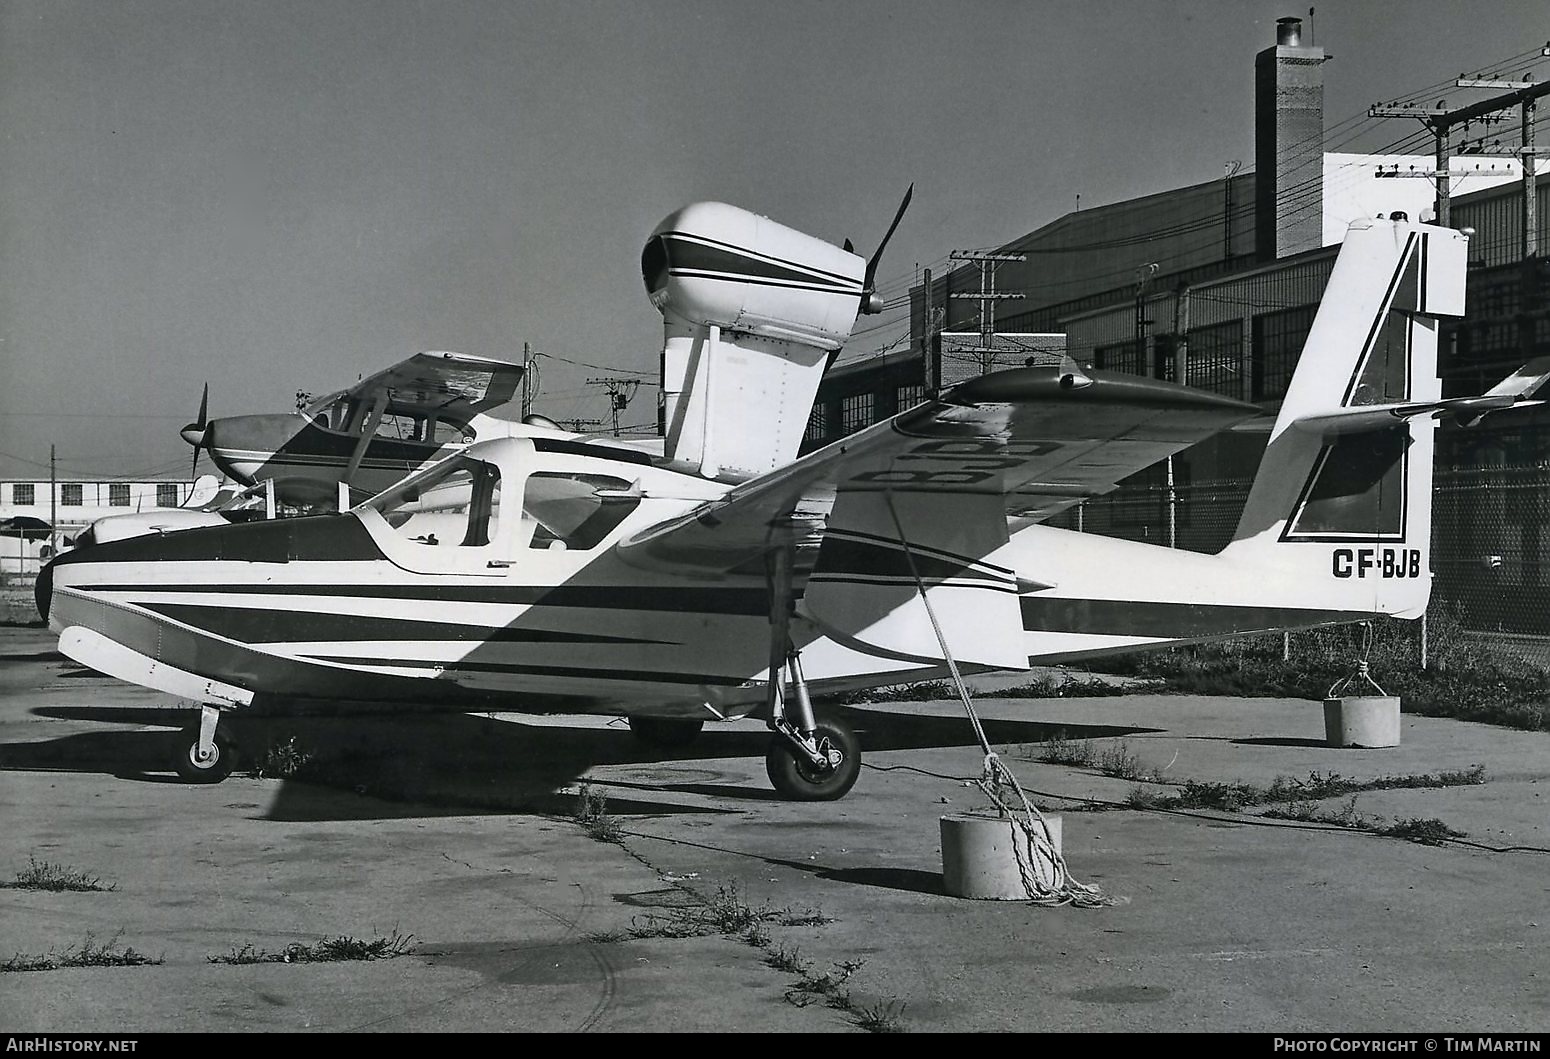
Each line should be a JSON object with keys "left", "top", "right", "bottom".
{"left": 49, "top": 444, "right": 57, "bottom": 552}
{"left": 1224, "top": 160, "right": 1242, "bottom": 261}
{"left": 586, "top": 377, "right": 641, "bottom": 436}
{"left": 947, "top": 250, "right": 1027, "bottom": 374}
{"left": 1134, "top": 263, "right": 1159, "bottom": 372}
{"left": 1369, "top": 54, "right": 1550, "bottom": 226}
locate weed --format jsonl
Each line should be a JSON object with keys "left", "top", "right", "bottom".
{"left": 1095, "top": 741, "right": 1161, "bottom": 781}
{"left": 1124, "top": 786, "right": 1165, "bottom": 809}
{"left": 764, "top": 944, "right": 810, "bottom": 974}
{"left": 573, "top": 784, "right": 623, "bottom": 844}
{"left": 854, "top": 998, "right": 910, "bottom": 1033}
{"left": 816, "top": 680, "right": 960, "bottom": 706}
{"left": 1142, "top": 768, "right": 1486, "bottom": 812}
{"left": 583, "top": 929, "right": 629, "bottom": 945}
{"left": 1378, "top": 818, "right": 1467, "bottom": 846}
{"left": 784, "top": 958, "right": 866, "bottom": 1007}
{"left": 1039, "top": 732, "right": 1096, "bottom": 767}
{"left": 3, "top": 932, "right": 160, "bottom": 972}
{"left": 246, "top": 736, "right": 313, "bottom": 780}
{"left": 628, "top": 884, "right": 799, "bottom": 940}
{"left": 742, "top": 923, "right": 771, "bottom": 947}
{"left": 208, "top": 931, "right": 415, "bottom": 964}
{"left": 996, "top": 675, "right": 1136, "bottom": 698}
{"left": 6, "top": 855, "right": 114, "bottom": 893}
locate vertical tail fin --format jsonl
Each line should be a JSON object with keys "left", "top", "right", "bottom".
{"left": 1220, "top": 217, "right": 1469, "bottom": 618}
{"left": 644, "top": 203, "right": 867, "bottom": 482}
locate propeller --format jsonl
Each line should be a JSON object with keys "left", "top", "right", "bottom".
{"left": 859, "top": 183, "right": 914, "bottom": 315}
{"left": 180, "top": 383, "right": 210, "bottom": 478}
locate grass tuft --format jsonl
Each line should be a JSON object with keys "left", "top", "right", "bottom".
{"left": 854, "top": 998, "right": 910, "bottom": 1033}
{"left": 1377, "top": 818, "right": 1467, "bottom": 846}
{"left": 1038, "top": 732, "right": 1097, "bottom": 767}
{"left": 3, "top": 932, "right": 159, "bottom": 972}
{"left": 573, "top": 784, "right": 624, "bottom": 844}
{"left": 6, "top": 855, "right": 115, "bottom": 893}
{"left": 208, "top": 931, "right": 415, "bottom": 964}
{"left": 246, "top": 736, "right": 313, "bottom": 780}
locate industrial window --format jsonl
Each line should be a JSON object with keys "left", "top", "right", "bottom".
{"left": 1094, "top": 340, "right": 1144, "bottom": 376}
{"left": 109, "top": 483, "right": 131, "bottom": 506}
{"left": 1187, "top": 321, "right": 1245, "bottom": 398}
{"left": 805, "top": 405, "right": 828, "bottom": 444}
{"left": 157, "top": 483, "right": 180, "bottom": 507}
{"left": 840, "top": 393, "right": 874, "bottom": 434}
{"left": 61, "top": 484, "right": 83, "bottom": 506}
{"left": 12, "top": 484, "right": 34, "bottom": 506}
{"left": 896, "top": 384, "right": 925, "bottom": 410}
{"left": 524, "top": 473, "right": 641, "bottom": 551}
{"left": 1251, "top": 305, "right": 1317, "bottom": 401}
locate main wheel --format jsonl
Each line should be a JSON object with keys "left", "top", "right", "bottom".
{"left": 765, "top": 717, "right": 861, "bottom": 801}
{"left": 172, "top": 725, "right": 235, "bottom": 784}
{"left": 627, "top": 716, "right": 705, "bottom": 748}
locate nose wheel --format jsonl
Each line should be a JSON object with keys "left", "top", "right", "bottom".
{"left": 173, "top": 705, "right": 236, "bottom": 783}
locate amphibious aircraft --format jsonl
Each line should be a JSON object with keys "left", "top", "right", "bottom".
{"left": 38, "top": 205, "right": 1538, "bottom": 800}
{"left": 179, "top": 350, "right": 529, "bottom": 507}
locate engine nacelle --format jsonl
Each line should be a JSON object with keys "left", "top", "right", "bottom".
{"left": 642, "top": 202, "right": 865, "bottom": 350}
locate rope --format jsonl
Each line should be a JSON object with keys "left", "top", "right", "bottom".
{"left": 1327, "top": 620, "right": 1390, "bottom": 699}
{"left": 880, "top": 492, "right": 1111, "bottom": 908}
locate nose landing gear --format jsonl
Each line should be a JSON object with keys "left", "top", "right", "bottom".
{"left": 173, "top": 704, "right": 235, "bottom": 783}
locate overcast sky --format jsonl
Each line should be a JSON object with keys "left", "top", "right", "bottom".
{"left": 3, "top": 0, "right": 1548, "bottom": 480}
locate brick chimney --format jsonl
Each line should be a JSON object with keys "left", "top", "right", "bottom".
{"left": 1255, "top": 16, "right": 1325, "bottom": 260}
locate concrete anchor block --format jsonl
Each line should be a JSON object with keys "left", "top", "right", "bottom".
{"left": 940, "top": 812, "right": 1062, "bottom": 900}
{"left": 1323, "top": 695, "right": 1401, "bottom": 748}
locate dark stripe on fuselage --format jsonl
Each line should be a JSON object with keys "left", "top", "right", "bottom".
{"left": 829, "top": 527, "right": 1016, "bottom": 576}
{"left": 660, "top": 233, "right": 860, "bottom": 290}
{"left": 816, "top": 535, "right": 1012, "bottom": 586}
{"left": 51, "top": 515, "right": 381, "bottom": 567}
{"left": 138, "top": 603, "right": 680, "bottom": 646}
{"left": 80, "top": 582, "right": 771, "bottom": 615}
{"left": 530, "top": 437, "right": 654, "bottom": 465}
{"left": 808, "top": 574, "right": 1019, "bottom": 595}
{"left": 1020, "top": 597, "right": 1366, "bottom": 638}
{"left": 311, "top": 655, "right": 748, "bottom": 686}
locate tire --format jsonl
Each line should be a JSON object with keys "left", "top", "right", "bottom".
{"left": 627, "top": 716, "right": 705, "bottom": 748}
{"left": 173, "top": 725, "right": 235, "bottom": 784}
{"left": 765, "top": 716, "right": 861, "bottom": 801}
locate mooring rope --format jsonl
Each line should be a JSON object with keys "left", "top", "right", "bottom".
{"left": 881, "top": 492, "right": 1111, "bottom": 908}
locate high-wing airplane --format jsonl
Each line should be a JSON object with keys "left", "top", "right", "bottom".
{"left": 179, "top": 350, "right": 529, "bottom": 507}
{"left": 38, "top": 206, "right": 1533, "bottom": 801}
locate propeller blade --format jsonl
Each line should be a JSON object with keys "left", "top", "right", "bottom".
{"left": 863, "top": 183, "right": 914, "bottom": 293}
{"left": 180, "top": 383, "right": 210, "bottom": 479}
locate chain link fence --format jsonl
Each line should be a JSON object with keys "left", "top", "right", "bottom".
{"left": 1048, "top": 466, "right": 1550, "bottom": 667}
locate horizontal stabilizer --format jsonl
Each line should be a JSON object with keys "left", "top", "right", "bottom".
{"left": 1292, "top": 357, "right": 1550, "bottom": 436}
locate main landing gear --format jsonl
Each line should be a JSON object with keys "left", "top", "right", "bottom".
{"left": 172, "top": 704, "right": 235, "bottom": 783}
{"left": 761, "top": 545, "right": 861, "bottom": 801}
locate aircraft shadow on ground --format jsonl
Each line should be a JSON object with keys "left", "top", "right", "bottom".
{"left": 7, "top": 702, "right": 1158, "bottom": 824}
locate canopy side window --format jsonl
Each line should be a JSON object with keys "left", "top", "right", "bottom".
{"left": 524, "top": 473, "right": 640, "bottom": 551}
{"left": 368, "top": 457, "right": 502, "bottom": 549}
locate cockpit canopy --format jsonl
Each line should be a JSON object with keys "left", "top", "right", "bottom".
{"left": 364, "top": 448, "right": 642, "bottom": 554}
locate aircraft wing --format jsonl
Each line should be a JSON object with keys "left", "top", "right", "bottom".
{"left": 618, "top": 365, "right": 1259, "bottom": 573}
{"left": 336, "top": 351, "right": 524, "bottom": 420}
